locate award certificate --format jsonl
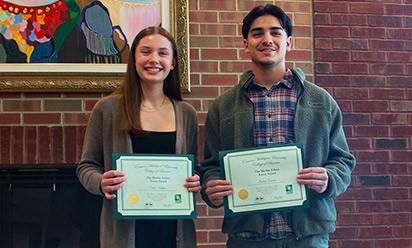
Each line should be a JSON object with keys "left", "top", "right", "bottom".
{"left": 220, "top": 144, "right": 308, "bottom": 216}
{"left": 112, "top": 153, "right": 196, "bottom": 219}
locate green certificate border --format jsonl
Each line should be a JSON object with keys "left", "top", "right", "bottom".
{"left": 112, "top": 153, "right": 196, "bottom": 219}
{"left": 219, "top": 143, "right": 309, "bottom": 217}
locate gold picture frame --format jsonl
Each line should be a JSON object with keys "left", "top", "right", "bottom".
{"left": 0, "top": 0, "right": 190, "bottom": 92}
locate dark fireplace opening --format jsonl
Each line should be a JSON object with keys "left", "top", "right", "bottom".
{"left": 1, "top": 166, "right": 102, "bottom": 248}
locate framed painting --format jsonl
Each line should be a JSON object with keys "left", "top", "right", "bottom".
{"left": 0, "top": 0, "right": 190, "bottom": 92}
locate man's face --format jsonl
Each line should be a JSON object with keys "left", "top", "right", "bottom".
{"left": 243, "top": 15, "right": 292, "bottom": 69}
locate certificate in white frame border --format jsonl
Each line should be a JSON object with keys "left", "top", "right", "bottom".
{"left": 112, "top": 153, "right": 196, "bottom": 219}
{"left": 219, "top": 144, "right": 309, "bottom": 216}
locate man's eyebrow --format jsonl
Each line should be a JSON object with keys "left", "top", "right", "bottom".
{"left": 249, "top": 26, "right": 284, "bottom": 33}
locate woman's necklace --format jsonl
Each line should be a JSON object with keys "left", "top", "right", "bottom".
{"left": 140, "top": 95, "right": 167, "bottom": 113}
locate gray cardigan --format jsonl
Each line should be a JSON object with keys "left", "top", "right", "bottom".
{"left": 77, "top": 94, "right": 198, "bottom": 248}
{"left": 200, "top": 68, "right": 356, "bottom": 239}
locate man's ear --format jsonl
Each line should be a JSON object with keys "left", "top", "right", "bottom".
{"left": 243, "top": 39, "right": 250, "bottom": 54}
{"left": 286, "top": 36, "right": 293, "bottom": 52}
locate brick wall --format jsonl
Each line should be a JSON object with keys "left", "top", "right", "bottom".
{"left": 0, "top": 0, "right": 411, "bottom": 247}
{"left": 314, "top": 1, "right": 412, "bottom": 247}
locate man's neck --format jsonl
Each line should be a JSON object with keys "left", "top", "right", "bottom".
{"left": 252, "top": 66, "right": 287, "bottom": 89}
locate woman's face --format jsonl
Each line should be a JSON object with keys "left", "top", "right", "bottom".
{"left": 134, "top": 33, "right": 175, "bottom": 86}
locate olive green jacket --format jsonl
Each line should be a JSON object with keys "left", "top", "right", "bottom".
{"left": 200, "top": 68, "right": 356, "bottom": 238}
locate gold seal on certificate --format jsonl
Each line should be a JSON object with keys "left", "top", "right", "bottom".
{"left": 219, "top": 144, "right": 309, "bottom": 216}
{"left": 112, "top": 154, "right": 196, "bottom": 219}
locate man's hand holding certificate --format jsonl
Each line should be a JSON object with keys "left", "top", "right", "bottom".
{"left": 112, "top": 154, "right": 196, "bottom": 219}
{"left": 219, "top": 144, "right": 309, "bottom": 216}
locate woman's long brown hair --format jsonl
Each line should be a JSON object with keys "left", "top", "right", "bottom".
{"left": 112, "top": 26, "right": 182, "bottom": 133}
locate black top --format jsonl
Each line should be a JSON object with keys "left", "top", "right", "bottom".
{"left": 131, "top": 131, "right": 177, "bottom": 248}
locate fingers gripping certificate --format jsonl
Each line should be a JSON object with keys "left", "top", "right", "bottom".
{"left": 112, "top": 154, "right": 196, "bottom": 219}
{"left": 219, "top": 144, "right": 309, "bottom": 216}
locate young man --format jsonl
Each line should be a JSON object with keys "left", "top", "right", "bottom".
{"left": 200, "top": 4, "right": 356, "bottom": 248}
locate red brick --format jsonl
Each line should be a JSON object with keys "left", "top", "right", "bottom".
{"left": 374, "top": 163, "right": 409, "bottom": 174}
{"left": 202, "top": 74, "right": 238, "bottom": 86}
{"left": 51, "top": 126, "right": 64, "bottom": 164}
{"left": 219, "top": 36, "right": 244, "bottom": 48}
{"left": 220, "top": 61, "right": 252, "bottom": 73}
{"left": 375, "top": 213, "right": 410, "bottom": 225}
{"left": 388, "top": 76, "right": 412, "bottom": 87}
{"left": 25, "top": 126, "right": 37, "bottom": 164}
{"left": 353, "top": 101, "right": 389, "bottom": 112}
{"left": 334, "top": 88, "right": 368, "bottom": 99}
{"left": 23, "top": 113, "right": 61, "bottom": 125}
{"left": 0, "top": 114, "right": 21, "bottom": 125}
{"left": 330, "top": 227, "right": 356, "bottom": 239}
{"left": 333, "top": 63, "right": 368, "bottom": 74}
{"left": 190, "top": 36, "right": 219, "bottom": 48}
{"left": 0, "top": 127, "right": 11, "bottom": 164}
{"left": 393, "top": 200, "right": 412, "bottom": 212}
{"left": 11, "top": 126, "right": 24, "bottom": 164}
{"left": 337, "top": 213, "right": 374, "bottom": 226}
{"left": 209, "top": 231, "right": 227, "bottom": 243}
{"left": 392, "top": 151, "right": 412, "bottom": 162}
{"left": 295, "top": 38, "right": 312, "bottom": 50}
{"left": 353, "top": 51, "right": 386, "bottom": 63}
{"left": 387, "top": 28, "right": 412, "bottom": 40}
{"left": 369, "top": 15, "right": 403, "bottom": 27}
{"left": 315, "top": 26, "right": 349, "bottom": 38}
{"left": 331, "top": 14, "right": 368, "bottom": 25}
{"left": 64, "top": 113, "right": 90, "bottom": 125}
{"left": 199, "top": 24, "right": 237, "bottom": 35}
{"left": 338, "top": 188, "right": 373, "bottom": 200}
{"left": 371, "top": 89, "right": 405, "bottom": 100}
{"left": 394, "top": 226, "right": 412, "bottom": 237}
{"left": 219, "top": 11, "right": 245, "bottom": 23}
{"left": 373, "top": 188, "right": 409, "bottom": 200}
{"left": 347, "top": 138, "right": 371, "bottom": 150}
{"left": 286, "top": 50, "right": 312, "bottom": 61}
{"left": 338, "top": 240, "right": 375, "bottom": 248}
{"left": 357, "top": 200, "right": 393, "bottom": 213}
{"left": 294, "top": 13, "right": 312, "bottom": 25}
{"left": 186, "top": 86, "right": 219, "bottom": 99}
{"left": 199, "top": 0, "right": 236, "bottom": 10}
{"left": 292, "top": 26, "right": 312, "bottom": 37}
{"left": 3, "top": 100, "right": 41, "bottom": 112}
{"left": 280, "top": 2, "right": 312, "bottom": 12}
{"left": 370, "top": 64, "right": 405, "bottom": 75}
{"left": 376, "top": 239, "right": 412, "bottom": 248}
{"left": 316, "top": 51, "right": 350, "bottom": 62}
{"left": 334, "top": 38, "right": 368, "bottom": 50}
{"left": 355, "top": 151, "right": 390, "bottom": 162}
{"left": 388, "top": 52, "right": 412, "bottom": 63}
{"left": 358, "top": 226, "right": 393, "bottom": 238}
{"left": 314, "top": 2, "right": 349, "bottom": 13}
{"left": 391, "top": 101, "right": 412, "bottom": 112}
{"left": 350, "top": 27, "right": 386, "bottom": 38}
{"left": 352, "top": 76, "right": 386, "bottom": 87}
{"left": 195, "top": 231, "right": 208, "bottom": 243}
{"left": 316, "top": 75, "right": 351, "bottom": 87}
{"left": 371, "top": 114, "right": 407, "bottom": 125}
{"left": 38, "top": 126, "right": 51, "bottom": 164}
{"left": 189, "top": 11, "right": 218, "bottom": 22}
{"left": 314, "top": 13, "right": 330, "bottom": 25}
{"left": 349, "top": 3, "right": 384, "bottom": 14}
{"left": 194, "top": 217, "right": 224, "bottom": 230}
{"left": 64, "top": 126, "right": 78, "bottom": 164}
{"left": 190, "top": 61, "right": 219, "bottom": 73}
{"left": 201, "top": 49, "right": 238, "bottom": 60}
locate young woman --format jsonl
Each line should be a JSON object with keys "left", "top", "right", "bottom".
{"left": 77, "top": 26, "right": 200, "bottom": 248}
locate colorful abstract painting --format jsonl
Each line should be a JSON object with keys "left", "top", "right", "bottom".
{"left": 0, "top": 0, "right": 161, "bottom": 63}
